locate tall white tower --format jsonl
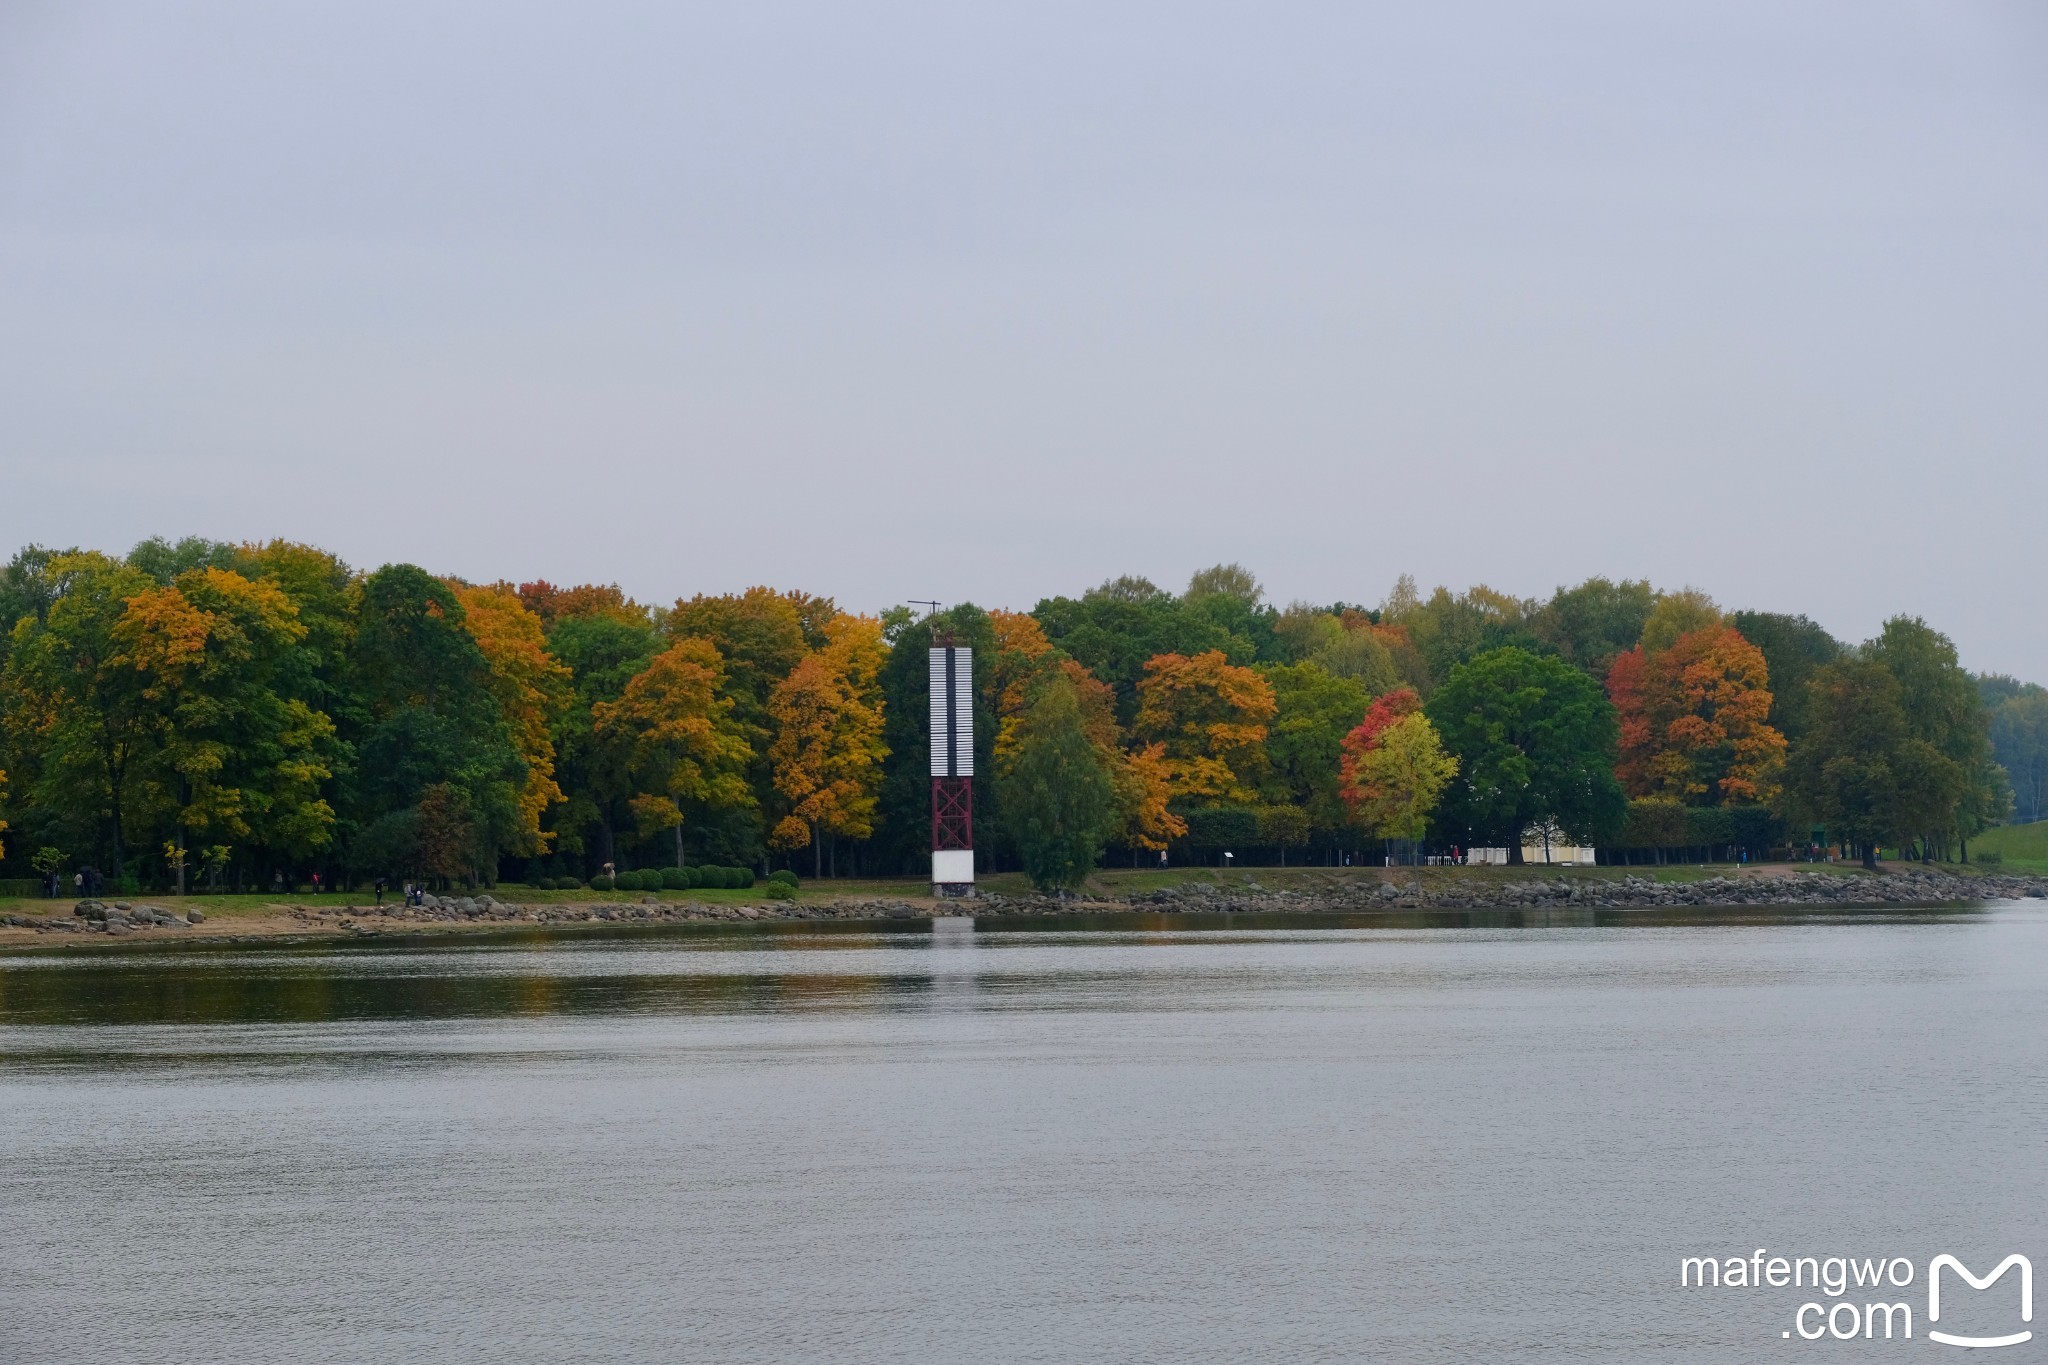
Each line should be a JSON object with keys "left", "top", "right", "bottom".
{"left": 929, "top": 640, "right": 974, "bottom": 897}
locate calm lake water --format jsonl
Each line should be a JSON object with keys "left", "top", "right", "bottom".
{"left": 3, "top": 906, "right": 2045, "bottom": 1363}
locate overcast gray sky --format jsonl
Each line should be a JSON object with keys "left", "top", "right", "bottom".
{"left": 2, "top": 1, "right": 2043, "bottom": 677}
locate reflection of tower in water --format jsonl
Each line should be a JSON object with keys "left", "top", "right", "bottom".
{"left": 928, "top": 915, "right": 977, "bottom": 1010}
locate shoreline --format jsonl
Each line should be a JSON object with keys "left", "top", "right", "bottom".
{"left": 3, "top": 865, "right": 2044, "bottom": 949}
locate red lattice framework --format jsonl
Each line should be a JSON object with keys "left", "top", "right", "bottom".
{"left": 931, "top": 776, "right": 973, "bottom": 852}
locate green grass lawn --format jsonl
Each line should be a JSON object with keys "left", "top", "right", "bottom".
{"left": 0, "top": 882, "right": 889, "bottom": 919}
{"left": 8, "top": 854, "right": 1975, "bottom": 922}
{"left": 1968, "top": 820, "right": 2048, "bottom": 871}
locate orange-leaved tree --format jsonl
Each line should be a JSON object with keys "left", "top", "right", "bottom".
{"left": 766, "top": 615, "right": 887, "bottom": 876}
{"left": 987, "top": 608, "right": 1057, "bottom": 761}
{"left": 1608, "top": 624, "right": 1785, "bottom": 804}
{"left": 513, "top": 580, "right": 652, "bottom": 631}
{"left": 1064, "top": 656, "right": 1184, "bottom": 852}
{"left": 455, "top": 584, "right": 572, "bottom": 854}
{"left": 1132, "top": 649, "right": 1276, "bottom": 805}
{"left": 592, "top": 638, "right": 754, "bottom": 867}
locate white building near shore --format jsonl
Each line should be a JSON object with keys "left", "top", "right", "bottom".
{"left": 1464, "top": 845, "right": 1598, "bottom": 867}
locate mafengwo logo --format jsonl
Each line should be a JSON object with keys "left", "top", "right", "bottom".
{"left": 1680, "top": 1250, "right": 2032, "bottom": 1346}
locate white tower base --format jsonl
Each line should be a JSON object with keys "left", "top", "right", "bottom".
{"left": 932, "top": 849, "right": 975, "bottom": 898}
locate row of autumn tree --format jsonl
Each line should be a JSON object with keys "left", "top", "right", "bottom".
{"left": 0, "top": 542, "right": 2040, "bottom": 892}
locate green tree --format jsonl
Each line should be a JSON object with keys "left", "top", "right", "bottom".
{"left": 1424, "top": 647, "right": 1626, "bottom": 862}
{"left": 0, "top": 546, "right": 69, "bottom": 675}
{"left": 544, "top": 610, "right": 661, "bottom": 868}
{"left": 1182, "top": 563, "right": 1281, "bottom": 662}
{"left": 1258, "top": 660, "right": 1371, "bottom": 830}
{"left": 1255, "top": 804, "right": 1312, "bottom": 863}
{"left": 997, "top": 674, "right": 1117, "bottom": 891}
{"left": 1783, "top": 659, "right": 1925, "bottom": 868}
{"left": 3, "top": 552, "right": 160, "bottom": 878}
{"left": 1866, "top": 617, "right": 1999, "bottom": 857}
{"left": 1385, "top": 582, "right": 1541, "bottom": 692}
{"left": 1728, "top": 611, "right": 1842, "bottom": 744}
{"left": 346, "top": 565, "right": 525, "bottom": 877}
{"left": 119, "top": 568, "right": 338, "bottom": 889}
{"left": 1033, "top": 578, "right": 1237, "bottom": 723}
{"left": 127, "top": 535, "right": 248, "bottom": 584}
{"left": 1984, "top": 684, "right": 2048, "bottom": 824}
{"left": 1530, "top": 577, "right": 1655, "bottom": 678}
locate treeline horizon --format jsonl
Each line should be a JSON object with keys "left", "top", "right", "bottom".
{"left": 0, "top": 537, "right": 2043, "bottom": 895}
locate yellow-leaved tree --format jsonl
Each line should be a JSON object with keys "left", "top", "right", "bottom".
{"left": 592, "top": 638, "right": 754, "bottom": 868}
{"left": 766, "top": 615, "right": 887, "bottom": 877}
{"left": 114, "top": 567, "right": 338, "bottom": 890}
{"left": 455, "top": 584, "right": 573, "bottom": 853}
{"left": 1339, "top": 696, "right": 1459, "bottom": 845}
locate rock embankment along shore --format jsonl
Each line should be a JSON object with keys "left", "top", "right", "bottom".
{"left": 2, "top": 899, "right": 213, "bottom": 936}
{"left": 5, "top": 869, "right": 2047, "bottom": 939}
{"left": 1124, "top": 868, "right": 2048, "bottom": 913}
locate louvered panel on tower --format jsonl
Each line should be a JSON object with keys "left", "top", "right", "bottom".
{"left": 928, "top": 646, "right": 973, "bottom": 777}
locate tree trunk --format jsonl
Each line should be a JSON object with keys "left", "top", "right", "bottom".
{"left": 1507, "top": 840, "right": 1524, "bottom": 866}
{"left": 1862, "top": 843, "right": 1878, "bottom": 871}
{"left": 674, "top": 824, "right": 685, "bottom": 869}
{"left": 812, "top": 820, "right": 822, "bottom": 880}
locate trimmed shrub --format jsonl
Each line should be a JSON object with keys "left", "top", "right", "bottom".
{"left": 735, "top": 868, "right": 755, "bottom": 889}
{"left": 763, "top": 880, "right": 797, "bottom": 900}
{"left": 767, "top": 869, "right": 799, "bottom": 889}
{"left": 1177, "top": 806, "right": 1259, "bottom": 850}
{"left": 707, "top": 866, "right": 736, "bottom": 889}
{"left": 658, "top": 866, "right": 690, "bottom": 890}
